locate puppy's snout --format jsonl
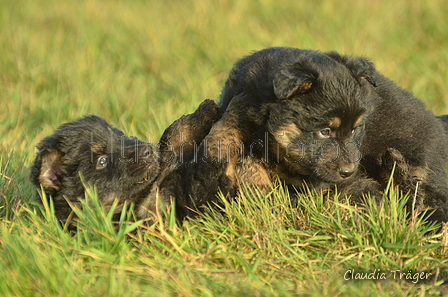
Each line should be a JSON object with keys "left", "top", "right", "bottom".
{"left": 339, "top": 163, "right": 356, "bottom": 179}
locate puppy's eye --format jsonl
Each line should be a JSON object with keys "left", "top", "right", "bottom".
{"left": 96, "top": 156, "right": 108, "bottom": 170}
{"left": 352, "top": 124, "right": 365, "bottom": 134}
{"left": 318, "top": 128, "right": 331, "bottom": 138}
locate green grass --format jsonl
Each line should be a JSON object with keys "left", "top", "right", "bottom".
{"left": 1, "top": 0, "right": 448, "bottom": 295}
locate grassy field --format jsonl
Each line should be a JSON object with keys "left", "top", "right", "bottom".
{"left": 1, "top": 0, "right": 448, "bottom": 296}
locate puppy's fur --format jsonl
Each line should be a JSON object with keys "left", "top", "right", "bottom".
{"left": 30, "top": 47, "right": 448, "bottom": 225}
{"left": 30, "top": 100, "right": 219, "bottom": 223}
{"left": 30, "top": 115, "right": 159, "bottom": 221}
{"left": 438, "top": 115, "right": 448, "bottom": 132}
{"left": 137, "top": 96, "right": 261, "bottom": 220}
{"left": 207, "top": 47, "right": 448, "bottom": 222}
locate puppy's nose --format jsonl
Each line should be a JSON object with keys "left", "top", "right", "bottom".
{"left": 339, "top": 163, "right": 356, "bottom": 179}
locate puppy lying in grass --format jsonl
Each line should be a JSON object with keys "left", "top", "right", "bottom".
{"left": 30, "top": 48, "right": 448, "bottom": 226}
{"left": 30, "top": 115, "right": 158, "bottom": 222}
{"left": 136, "top": 93, "right": 436, "bottom": 223}
{"left": 30, "top": 100, "right": 219, "bottom": 224}
{"left": 150, "top": 47, "right": 448, "bottom": 223}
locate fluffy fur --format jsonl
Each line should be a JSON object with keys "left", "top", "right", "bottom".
{"left": 31, "top": 48, "right": 448, "bottom": 224}
{"left": 192, "top": 47, "right": 448, "bottom": 222}
{"left": 30, "top": 100, "right": 219, "bottom": 223}
{"left": 30, "top": 115, "right": 159, "bottom": 221}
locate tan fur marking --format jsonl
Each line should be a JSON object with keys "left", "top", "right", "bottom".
{"left": 225, "top": 161, "right": 237, "bottom": 182}
{"left": 354, "top": 114, "right": 366, "bottom": 128}
{"left": 273, "top": 123, "right": 301, "bottom": 145}
{"left": 300, "top": 80, "right": 313, "bottom": 92}
{"left": 91, "top": 144, "right": 105, "bottom": 154}
{"left": 39, "top": 151, "right": 62, "bottom": 189}
{"left": 236, "top": 159, "right": 272, "bottom": 192}
{"left": 206, "top": 123, "right": 243, "bottom": 162}
{"left": 329, "top": 117, "right": 342, "bottom": 129}
{"left": 209, "top": 123, "right": 242, "bottom": 147}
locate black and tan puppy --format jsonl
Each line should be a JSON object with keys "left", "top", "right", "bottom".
{"left": 30, "top": 100, "right": 220, "bottom": 223}
{"left": 208, "top": 47, "right": 448, "bottom": 222}
{"left": 136, "top": 93, "right": 424, "bottom": 221}
{"left": 137, "top": 96, "right": 261, "bottom": 220}
{"left": 30, "top": 115, "right": 159, "bottom": 221}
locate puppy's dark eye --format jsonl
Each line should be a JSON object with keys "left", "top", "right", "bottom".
{"left": 352, "top": 124, "right": 365, "bottom": 134}
{"left": 96, "top": 156, "right": 108, "bottom": 170}
{"left": 318, "top": 128, "right": 331, "bottom": 138}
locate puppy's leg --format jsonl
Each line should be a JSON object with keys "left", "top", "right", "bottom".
{"left": 380, "top": 148, "right": 427, "bottom": 211}
{"left": 137, "top": 100, "right": 221, "bottom": 222}
{"left": 379, "top": 147, "right": 448, "bottom": 223}
{"left": 201, "top": 93, "right": 272, "bottom": 191}
{"left": 158, "top": 99, "right": 219, "bottom": 165}
{"left": 137, "top": 95, "right": 272, "bottom": 222}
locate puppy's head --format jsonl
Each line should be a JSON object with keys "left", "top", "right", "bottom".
{"left": 268, "top": 50, "right": 377, "bottom": 183}
{"left": 30, "top": 115, "right": 159, "bottom": 220}
{"left": 221, "top": 48, "right": 378, "bottom": 184}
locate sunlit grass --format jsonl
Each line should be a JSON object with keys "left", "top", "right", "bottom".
{"left": 2, "top": 179, "right": 445, "bottom": 296}
{"left": 1, "top": 0, "right": 448, "bottom": 295}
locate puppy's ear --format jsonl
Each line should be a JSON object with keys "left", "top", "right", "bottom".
{"left": 326, "top": 51, "right": 378, "bottom": 87}
{"left": 30, "top": 149, "right": 63, "bottom": 191}
{"left": 273, "top": 70, "right": 314, "bottom": 100}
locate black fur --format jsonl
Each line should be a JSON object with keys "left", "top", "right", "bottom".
{"left": 30, "top": 48, "right": 448, "bottom": 225}
{"left": 137, "top": 95, "right": 277, "bottom": 221}
{"left": 30, "top": 100, "right": 220, "bottom": 224}
{"left": 212, "top": 47, "right": 448, "bottom": 222}
{"left": 30, "top": 115, "right": 159, "bottom": 221}
{"left": 438, "top": 115, "right": 448, "bottom": 132}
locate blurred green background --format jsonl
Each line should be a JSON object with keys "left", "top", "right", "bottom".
{"left": 1, "top": 1, "right": 448, "bottom": 295}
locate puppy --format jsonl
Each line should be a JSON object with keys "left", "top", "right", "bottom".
{"left": 136, "top": 93, "right": 421, "bottom": 222}
{"left": 136, "top": 95, "right": 263, "bottom": 220}
{"left": 210, "top": 47, "right": 448, "bottom": 222}
{"left": 30, "top": 115, "right": 159, "bottom": 221}
{"left": 30, "top": 100, "right": 220, "bottom": 223}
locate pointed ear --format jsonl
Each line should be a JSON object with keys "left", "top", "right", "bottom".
{"left": 326, "top": 51, "right": 377, "bottom": 87}
{"left": 273, "top": 70, "right": 314, "bottom": 100}
{"left": 31, "top": 150, "right": 63, "bottom": 191}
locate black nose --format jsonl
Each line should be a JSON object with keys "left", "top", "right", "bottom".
{"left": 339, "top": 164, "right": 356, "bottom": 179}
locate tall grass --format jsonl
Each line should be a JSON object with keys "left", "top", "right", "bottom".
{"left": 1, "top": 0, "right": 448, "bottom": 295}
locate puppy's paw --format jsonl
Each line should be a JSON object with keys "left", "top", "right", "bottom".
{"left": 381, "top": 148, "right": 427, "bottom": 185}
{"left": 159, "top": 99, "right": 220, "bottom": 156}
{"left": 195, "top": 99, "right": 219, "bottom": 122}
{"left": 381, "top": 148, "right": 409, "bottom": 181}
{"left": 337, "top": 177, "right": 383, "bottom": 205}
{"left": 380, "top": 147, "right": 429, "bottom": 216}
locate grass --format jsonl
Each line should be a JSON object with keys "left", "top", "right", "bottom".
{"left": 1, "top": 0, "right": 448, "bottom": 295}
